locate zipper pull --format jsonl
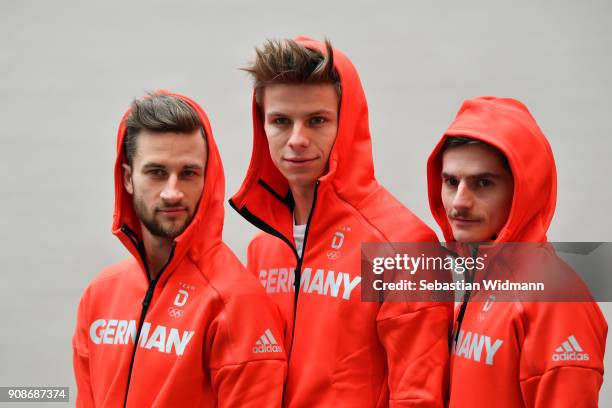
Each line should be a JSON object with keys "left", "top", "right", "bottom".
{"left": 142, "top": 284, "right": 155, "bottom": 308}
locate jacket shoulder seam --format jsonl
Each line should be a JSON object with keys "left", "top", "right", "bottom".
{"left": 332, "top": 185, "right": 430, "bottom": 242}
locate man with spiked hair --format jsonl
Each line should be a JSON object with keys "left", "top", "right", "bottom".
{"left": 230, "top": 37, "right": 452, "bottom": 406}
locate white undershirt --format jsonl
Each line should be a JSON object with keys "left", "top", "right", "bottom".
{"left": 293, "top": 221, "right": 307, "bottom": 258}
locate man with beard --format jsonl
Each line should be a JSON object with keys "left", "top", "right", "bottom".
{"left": 73, "top": 91, "right": 286, "bottom": 407}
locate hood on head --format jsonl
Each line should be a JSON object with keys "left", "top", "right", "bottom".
{"left": 230, "top": 36, "right": 377, "bottom": 241}
{"left": 112, "top": 90, "right": 225, "bottom": 276}
{"left": 427, "top": 96, "right": 557, "bottom": 243}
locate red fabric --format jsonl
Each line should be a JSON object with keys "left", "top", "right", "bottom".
{"left": 73, "top": 91, "right": 286, "bottom": 407}
{"left": 230, "top": 37, "right": 453, "bottom": 407}
{"left": 427, "top": 96, "right": 607, "bottom": 407}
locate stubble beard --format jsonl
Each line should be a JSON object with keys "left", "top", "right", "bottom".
{"left": 132, "top": 194, "right": 193, "bottom": 239}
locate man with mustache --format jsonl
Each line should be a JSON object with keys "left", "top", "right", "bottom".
{"left": 72, "top": 91, "right": 286, "bottom": 407}
{"left": 427, "top": 96, "right": 607, "bottom": 407}
{"left": 230, "top": 37, "right": 452, "bottom": 406}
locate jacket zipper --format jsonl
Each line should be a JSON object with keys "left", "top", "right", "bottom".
{"left": 279, "top": 181, "right": 318, "bottom": 407}
{"left": 453, "top": 245, "right": 478, "bottom": 346}
{"left": 229, "top": 181, "right": 319, "bottom": 406}
{"left": 287, "top": 181, "right": 319, "bottom": 360}
{"left": 121, "top": 225, "right": 176, "bottom": 408}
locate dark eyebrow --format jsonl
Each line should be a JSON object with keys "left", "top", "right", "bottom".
{"left": 467, "top": 172, "right": 499, "bottom": 180}
{"left": 142, "top": 162, "right": 166, "bottom": 169}
{"left": 441, "top": 171, "right": 499, "bottom": 179}
{"left": 266, "top": 109, "right": 336, "bottom": 117}
{"left": 183, "top": 164, "right": 204, "bottom": 170}
{"left": 142, "top": 163, "right": 204, "bottom": 170}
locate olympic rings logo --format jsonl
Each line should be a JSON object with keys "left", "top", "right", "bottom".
{"left": 326, "top": 250, "right": 340, "bottom": 260}
{"left": 168, "top": 307, "right": 184, "bottom": 318}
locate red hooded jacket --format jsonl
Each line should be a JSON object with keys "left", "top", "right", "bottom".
{"left": 230, "top": 37, "right": 453, "bottom": 407}
{"left": 73, "top": 91, "right": 287, "bottom": 407}
{"left": 427, "top": 96, "right": 607, "bottom": 407}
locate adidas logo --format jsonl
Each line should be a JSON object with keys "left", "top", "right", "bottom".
{"left": 552, "top": 335, "right": 590, "bottom": 362}
{"left": 252, "top": 329, "right": 283, "bottom": 354}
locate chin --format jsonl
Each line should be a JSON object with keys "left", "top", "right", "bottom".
{"left": 286, "top": 175, "right": 318, "bottom": 188}
{"left": 453, "top": 232, "right": 479, "bottom": 244}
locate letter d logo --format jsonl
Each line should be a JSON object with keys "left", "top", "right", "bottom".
{"left": 331, "top": 232, "right": 344, "bottom": 250}
{"left": 483, "top": 295, "right": 496, "bottom": 312}
{"left": 174, "top": 289, "right": 189, "bottom": 307}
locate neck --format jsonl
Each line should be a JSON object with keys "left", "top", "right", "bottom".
{"left": 291, "top": 183, "right": 316, "bottom": 225}
{"left": 141, "top": 227, "right": 174, "bottom": 281}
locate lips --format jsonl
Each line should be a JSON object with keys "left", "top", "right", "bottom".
{"left": 284, "top": 157, "right": 316, "bottom": 163}
{"left": 450, "top": 217, "right": 481, "bottom": 226}
{"left": 283, "top": 157, "right": 317, "bottom": 167}
{"left": 158, "top": 207, "right": 187, "bottom": 216}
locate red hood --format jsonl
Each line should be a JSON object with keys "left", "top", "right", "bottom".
{"left": 229, "top": 36, "right": 377, "bottom": 241}
{"left": 427, "top": 96, "right": 557, "bottom": 243}
{"left": 112, "top": 90, "right": 225, "bottom": 283}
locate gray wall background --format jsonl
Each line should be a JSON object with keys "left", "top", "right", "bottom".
{"left": 1, "top": 0, "right": 610, "bottom": 406}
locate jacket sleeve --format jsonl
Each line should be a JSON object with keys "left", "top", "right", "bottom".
{"left": 211, "top": 360, "right": 286, "bottom": 408}
{"left": 377, "top": 301, "right": 453, "bottom": 407}
{"left": 519, "top": 302, "right": 607, "bottom": 407}
{"left": 207, "top": 285, "right": 287, "bottom": 408}
{"left": 246, "top": 234, "right": 266, "bottom": 281}
{"left": 246, "top": 235, "right": 290, "bottom": 336}
{"left": 73, "top": 289, "right": 95, "bottom": 408}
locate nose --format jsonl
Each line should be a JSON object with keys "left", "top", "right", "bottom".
{"left": 160, "top": 174, "right": 184, "bottom": 203}
{"left": 452, "top": 180, "right": 473, "bottom": 211}
{"left": 287, "top": 122, "right": 310, "bottom": 150}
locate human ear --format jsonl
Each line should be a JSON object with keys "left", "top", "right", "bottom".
{"left": 122, "top": 163, "right": 134, "bottom": 195}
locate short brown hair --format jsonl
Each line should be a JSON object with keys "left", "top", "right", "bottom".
{"left": 123, "top": 93, "right": 204, "bottom": 166}
{"left": 442, "top": 136, "right": 512, "bottom": 174}
{"left": 242, "top": 38, "right": 341, "bottom": 105}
